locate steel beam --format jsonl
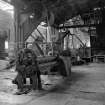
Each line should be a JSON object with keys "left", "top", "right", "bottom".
{"left": 58, "top": 24, "right": 97, "bottom": 29}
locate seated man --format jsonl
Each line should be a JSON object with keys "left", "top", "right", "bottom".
{"left": 12, "top": 48, "right": 42, "bottom": 94}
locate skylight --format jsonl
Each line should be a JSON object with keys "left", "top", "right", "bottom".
{"left": 0, "top": 0, "right": 14, "bottom": 16}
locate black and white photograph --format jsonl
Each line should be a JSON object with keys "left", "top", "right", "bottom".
{"left": 0, "top": 0, "right": 105, "bottom": 105}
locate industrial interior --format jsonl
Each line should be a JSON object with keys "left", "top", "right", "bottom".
{"left": 0, "top": 0, "right": 105, "bottom": 105}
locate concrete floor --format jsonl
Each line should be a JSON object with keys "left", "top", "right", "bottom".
{"left": 0, "top": 63, "right": 105, "bottom": 105}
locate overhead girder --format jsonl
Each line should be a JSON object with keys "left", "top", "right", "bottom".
{"left": 3, "top": 0, "right": 105, "bottom": 51}
{"left": 58, "top": 24, "right": 97, "bottom": 29}
{"left": 3, "top": 0, "right": 105, "bottom": 26}
{"left": 23, "top": 0, "right": 105, "bottom": 26}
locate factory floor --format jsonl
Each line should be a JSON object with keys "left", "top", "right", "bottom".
{"left": 0, "top": 62, "right": 105, "bottom": 105}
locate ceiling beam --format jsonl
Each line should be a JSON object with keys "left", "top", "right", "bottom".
{"left": 58, "top": 23, "right": 97, "bottom": 29}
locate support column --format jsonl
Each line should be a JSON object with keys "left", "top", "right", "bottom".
{"left": 14, "top": 8, "right": 25, "bottom": 56}
{"left": 13, "top": 6, "right": 46, "bottom": 56}
{"left": 8, "top": 13, "right": 15, "bottom": 59}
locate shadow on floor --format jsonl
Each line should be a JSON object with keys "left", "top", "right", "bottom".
{"left": 70, "top": 71, "right": 86, "bottom": 83}
{"left": 1, "top": 71, "right": 86, "bottom": 96}
{"left": 48, "top": 71, "right": 86, "bottom": 93}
